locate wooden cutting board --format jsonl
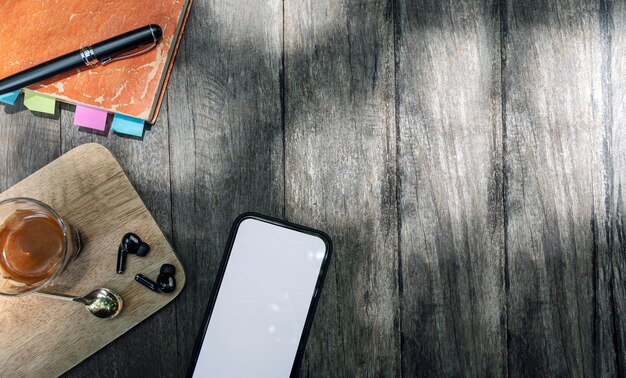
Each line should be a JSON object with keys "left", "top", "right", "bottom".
{"left": 0, "top": 143, "right": 186, "bottom": 378}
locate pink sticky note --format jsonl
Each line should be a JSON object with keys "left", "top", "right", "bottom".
{"left": 74, "top": 105, "right": 108, "bottom": 131}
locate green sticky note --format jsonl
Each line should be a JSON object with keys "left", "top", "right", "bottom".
{"left": 23, "top": 91, "right": 56, "bottom": 114}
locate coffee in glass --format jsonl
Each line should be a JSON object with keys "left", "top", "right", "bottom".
{"left": 0, "top": 198, "right": 81, "bottom": 296}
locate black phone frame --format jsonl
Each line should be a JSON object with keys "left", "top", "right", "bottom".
{"left": 186, "top": 212, "right": 333, "bottom": 377}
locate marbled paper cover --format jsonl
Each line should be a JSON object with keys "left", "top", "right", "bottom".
{"left": 0, "top": 1, "right": 191, "bottom": 122}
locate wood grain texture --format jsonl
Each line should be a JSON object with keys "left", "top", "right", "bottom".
{"left": 166, "top": 0, "right": 284, "bottom": 375}
{"left": 284, "top": 0, "right": 399, "bottom": 376}
{"left": 59, "top": 103, "right": 178, "bottom": 377}
{"left": 609, "top": 0, "right": 626, "bottom": 374}
{"left": 397, "top": 1, "right": 504, "bottom": 376}
{"left": 0, "top": 143, "right": 185, "bottom": 378}
{"left": 503, "top": 1, "right": 612, "bottom": 376}
{"left": 1, "top": 0, "right": 626, "bottom": 376}
{"left": 0, "top": 98, "right": 60, "bottom": 192}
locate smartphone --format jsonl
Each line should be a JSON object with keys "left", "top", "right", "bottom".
{"left": 187, "top": 213, "right": 333, "bottom": 378}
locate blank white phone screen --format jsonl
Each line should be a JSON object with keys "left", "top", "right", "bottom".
{"left": 193, "top": 218, "right": 328, "bottom": 378}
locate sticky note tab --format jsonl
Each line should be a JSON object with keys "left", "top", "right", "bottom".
{"left": 0, "top": 90, "right": 21, "bottom": 106}
{"left": 111, "top": 114, "right": 145, "bottom": 137}
{"left": 23, "top": 90, "right": 56, "bottom": 114}
{"left": 74, "top": 105, "right": 108, "bottom": 131}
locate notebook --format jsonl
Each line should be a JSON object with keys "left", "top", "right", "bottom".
{"left": 0, "top": 1, "right": 193, "bottom": 123}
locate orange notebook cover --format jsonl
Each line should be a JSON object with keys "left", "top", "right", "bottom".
{"left": 0, "top": 1, "right": 192, "bottom": 123}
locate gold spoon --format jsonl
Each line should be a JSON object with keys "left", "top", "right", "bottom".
{"left": 33, "top": 288, "right": 124, "bottom": 319}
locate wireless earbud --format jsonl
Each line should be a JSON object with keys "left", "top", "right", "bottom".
{"left": 135, "top": 273, "right": 158, "bottom": 291}
{"left": 116, "top": 233, "right": 151, "bottom": 274}
{"left": 157, "top": 264, "right": 176, "bottom": 293}
{"left": 134, "top": 264, "right": 177, "bottom": 293}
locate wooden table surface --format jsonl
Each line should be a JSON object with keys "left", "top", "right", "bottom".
{"left": 0, "top": 0, "right": 625, "bottom": 376}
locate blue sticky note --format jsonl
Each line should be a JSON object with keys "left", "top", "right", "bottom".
{"left": 111, "top": 114, "right": 145, "bottom": 137}
{"left": 0, "top": 90, "right": 21, "bottom": 106}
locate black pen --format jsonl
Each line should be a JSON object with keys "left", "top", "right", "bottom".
{"left": 0, "top": 24, "right": 163, "bottom": 96}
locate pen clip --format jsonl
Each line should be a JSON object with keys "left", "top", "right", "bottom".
{"left": 101, "top": 41, "right": 157, "bottom": 66}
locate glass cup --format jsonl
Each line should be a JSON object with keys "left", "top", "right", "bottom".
{"left": 0, "top": 198, "right": 81, "bottom": 296}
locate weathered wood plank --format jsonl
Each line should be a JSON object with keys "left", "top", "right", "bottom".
{"left": 503, "top": 1, "right": 613, "bottom": 376}
{"left": 0, "top": 100, "right": 61, "bottom": 191}
{"left": 58, "top": 101, "right": 177, "bottom": 377}
{"left": 609, "top": 0, "right": 626, "bottom": 374}
{"left": 284, "top": 0, "right": 399, "bottom": 376}
{"left": 396, "top": 1, "right": 504, "bottom": 376}
{"left": 167, "top": 0, "right": 284, "bottom": 375}
{"left": 4, "top": 1, "right": 626, "bottom": 376}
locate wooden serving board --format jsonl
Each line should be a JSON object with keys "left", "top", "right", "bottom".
{"left": 0, "top": 143, "right": 186, "bottom": 378}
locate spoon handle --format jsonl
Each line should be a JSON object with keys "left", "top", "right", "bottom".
{"left": 32, "top": 291, "right": 76, "bottom": 302}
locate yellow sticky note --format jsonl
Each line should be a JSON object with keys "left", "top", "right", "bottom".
{"left": 23, "top": 91, "right": 56, "bottom": 115}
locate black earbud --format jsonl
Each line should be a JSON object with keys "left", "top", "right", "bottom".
{"left": 116, "top": 233, "right": 151, "bottom": 274}
{"left": 135, "top": 273, "right": 159, "bottom": 291}
{"left": 157, "top": 264, "right": 176, "bottom": 293}
{"left": 135, "top": 264, "right": 177, "bottom": 293}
